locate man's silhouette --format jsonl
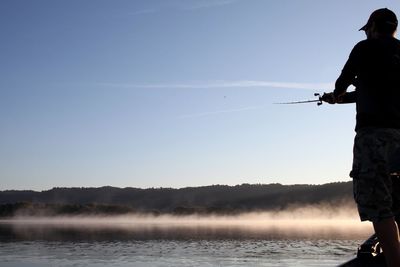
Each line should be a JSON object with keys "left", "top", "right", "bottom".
{"left": 325, "top": 8, "right": 400, "bottom": 267}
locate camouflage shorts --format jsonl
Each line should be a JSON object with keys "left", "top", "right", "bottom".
{"left": 351, "top": 128, "right": 400, "bottom": 222}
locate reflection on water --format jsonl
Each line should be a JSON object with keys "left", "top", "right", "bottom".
{"left": 0, "top": 216, "right": 373, "bottom": 267}
{"left": 0, "top": 238, "right": 361, "bottom": 267}
{"left": 0, "top": 220, "right": 371, "bottom": 241}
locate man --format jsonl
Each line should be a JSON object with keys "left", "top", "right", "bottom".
{"left": 324, "top": 8, "right": 400, "bottom": 267}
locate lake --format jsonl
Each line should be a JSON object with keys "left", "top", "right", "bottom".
{"left": 0, "top": 214, "right": 373, "bottom": 267}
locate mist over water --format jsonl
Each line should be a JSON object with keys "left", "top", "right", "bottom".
{"left": 0, "top": 204, "right": 372, "bottom": 267}
{"left": 1, "top": 203, "right": 372, "bottom": 240}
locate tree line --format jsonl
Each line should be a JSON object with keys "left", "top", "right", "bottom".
{"left": 0, "top": 182, "right": 353, "bottom": 217}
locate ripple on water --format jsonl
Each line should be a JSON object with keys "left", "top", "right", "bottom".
{"left": 0, "top": 219, "right": 368, "bottom": 267}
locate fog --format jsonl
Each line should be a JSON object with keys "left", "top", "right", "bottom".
{"left": 0, "top": 203, "right": 373, "bottom": 240}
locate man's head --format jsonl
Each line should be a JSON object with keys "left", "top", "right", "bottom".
{"left": 360, "top": 8, "right": 398, "bottom": 36}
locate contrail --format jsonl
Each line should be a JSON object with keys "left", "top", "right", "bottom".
{"left": 178, "top": 105, "right": 264, "bottom": 119}
{"left": 96, "top": 80, "right": 333, "bottom": 90}
{"left": 127, "top": 0, "right": 239, "bottom": 16}
{"left": 182, "top": 0, "right": 239, "bottom": 10}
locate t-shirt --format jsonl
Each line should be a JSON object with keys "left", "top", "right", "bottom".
{"left": 334, "top": 36, "right": 400, "bottom": 131}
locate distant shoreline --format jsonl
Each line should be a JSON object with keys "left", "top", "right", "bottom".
{"left": 0, "top": 182, "right": 354, "bottom": 218}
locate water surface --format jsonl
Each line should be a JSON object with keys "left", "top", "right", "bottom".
{"left": 0, "top": 216, "right": 372, "bottom": 267}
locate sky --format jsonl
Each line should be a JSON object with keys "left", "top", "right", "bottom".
{"left": 1, "top": 0, "right": 400, "bottom": 190}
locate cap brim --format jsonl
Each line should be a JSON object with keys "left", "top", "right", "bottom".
{"left": 359, "top": 24, "right": 368, "bottom": 31}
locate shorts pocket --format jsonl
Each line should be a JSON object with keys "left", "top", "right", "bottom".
{"left": 353, "top": 172, "right": 375, "bottom": 206}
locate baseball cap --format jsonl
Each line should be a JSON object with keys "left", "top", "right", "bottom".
{"left": 359, "top": 8, "right": 398, "bottom": 31}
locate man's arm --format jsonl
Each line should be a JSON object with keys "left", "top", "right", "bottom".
{"left": 338, "top": 90, "right": 356, "bottom": 103}
{"left": 322, "top": 90, "right": 356, "bottom": 104}
{"left": 334, "top": 71, "right": 355, "bottom": 98}
{"left": 333, "top": 43, "right": 361, "bottom": 98}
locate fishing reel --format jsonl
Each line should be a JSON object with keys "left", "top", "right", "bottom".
{"left": 314, "top": 93, "right": 323, "bottom": 106}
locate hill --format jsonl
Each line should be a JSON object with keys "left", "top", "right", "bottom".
{"left": 0, "top": 182, "right": 353, "bottom": 217}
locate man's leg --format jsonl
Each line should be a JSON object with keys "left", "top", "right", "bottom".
{"left": 373, "top": 217, "right": 400, "bottom": 267}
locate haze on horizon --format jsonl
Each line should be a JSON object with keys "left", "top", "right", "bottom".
{"left": 1, "top": 0, "right": 400, "bottom": 190}
{"left": 2, "top": 203, "right": 373, "bottom": 240}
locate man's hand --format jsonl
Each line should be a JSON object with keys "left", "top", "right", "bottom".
{"left": 321, "top": 91, "right": 355, "bottom": 104}
{"left": 321, "top": 92, "right": 336, "bottom": 104}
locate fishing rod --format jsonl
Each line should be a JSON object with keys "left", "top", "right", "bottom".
{"left": 274, "top": 93, "right": 329, "bottom": 106}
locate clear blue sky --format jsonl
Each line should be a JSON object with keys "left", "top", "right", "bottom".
{"left": 1, "top": 0, "right": 399, "bottom": 190}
